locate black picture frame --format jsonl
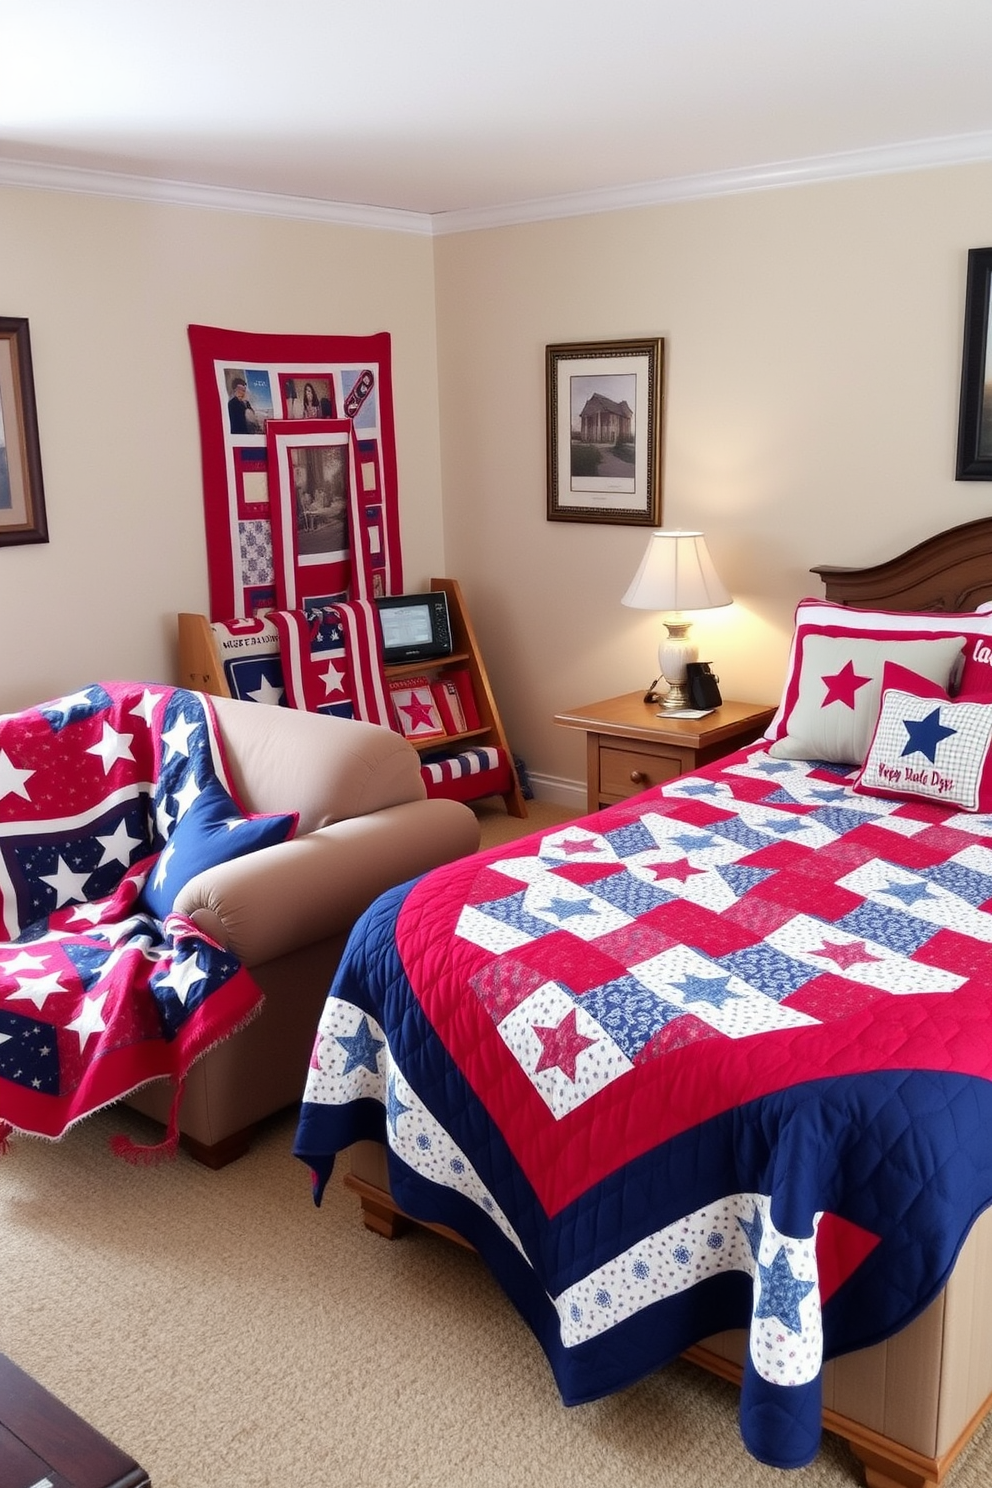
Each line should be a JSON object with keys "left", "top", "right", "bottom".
{"left": 0, "top": 316, "right": 48, "bottom": 545}
{"left": 956, "top": 248, "right": 992, "bottom": 480}
{"left": 546, "top": 336, "right": 664, "bottom": 525}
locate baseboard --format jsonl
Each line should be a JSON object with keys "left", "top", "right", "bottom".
{"left": 527, "top": 772, "right": 587, "bottom": 811}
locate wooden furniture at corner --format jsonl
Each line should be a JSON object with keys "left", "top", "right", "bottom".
{"left": 554, "top": 692, "right": 778, "bottom": 813}
{"left": 0, "top": 1352, "right": 150, "bottom": 1488}
{"left": 178, "top": 576, "right": 527, "bottom": 820}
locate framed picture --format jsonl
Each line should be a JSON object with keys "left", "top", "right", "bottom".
{"left": 0, "top": 317, "right": 48, "bottom": 545}
{"left": 956, "top": 248, "right": 992, "bottom": 480}
{"left": 546, "top": 336, "right": 664, "bottom": 525}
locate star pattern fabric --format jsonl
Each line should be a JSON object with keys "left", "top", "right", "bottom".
{"left": 0, "top": 682, "right": 264, "bottom": 1144}
{"left": 902, "top": 706, "right": 957, "bottom": 763}
{"left": 295, "top": 741, "right": 992, "bottom": 1471}
{"left": 820, "top": 659, "right": 872, "bottom": 710}
{"left": 533, "top": 1009, "right": 598, "bottom": 1080}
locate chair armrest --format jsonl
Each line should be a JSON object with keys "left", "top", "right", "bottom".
{"left": 173, "top": 796, "right": 480, "bottom": 966}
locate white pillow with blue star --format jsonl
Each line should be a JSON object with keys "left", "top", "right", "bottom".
{"left": 138, "top": 777, "right": 297, "bottom": 920}
{"left": 855, "top": 661, "right": 992, "bottom": 812}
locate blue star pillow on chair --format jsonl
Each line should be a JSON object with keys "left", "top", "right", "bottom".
{"left": 854, "top": 661, "right": 992, "bottom": 812}
{"left": 139, "top": 777, "right": 298, "bottom": 921}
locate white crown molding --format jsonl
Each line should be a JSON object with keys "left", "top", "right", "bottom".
{"left": 431, "top": 130, "right": 992, "bottom": 235}
{"left": 0, "top": 156, "right": 434, "bottom": 235}
{"left": 3, "top": 129, "right": 992, "bottom": 238}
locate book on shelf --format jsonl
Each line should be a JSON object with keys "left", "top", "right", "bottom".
{"left": 431, "top": 668, "right": 480, "bottom": 736}
{"left": 387, "top": 675, "right": 447, "bottom": 741}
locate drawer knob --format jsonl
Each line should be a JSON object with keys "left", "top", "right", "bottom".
{"left": 629, "top": 769, "right": 647, "bottom": 784}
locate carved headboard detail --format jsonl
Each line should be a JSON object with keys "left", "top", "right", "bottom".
{"left": 811, "top": 517, "right": 992, "bottom": 614}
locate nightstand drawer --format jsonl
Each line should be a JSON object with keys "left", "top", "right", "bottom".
{"left": 599, "top": 744, "right": 683, "bottom": 799}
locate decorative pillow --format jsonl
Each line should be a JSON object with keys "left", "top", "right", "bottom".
{"left": 138, "top": 778, "right": 297, "bottom": 920}
{"left": 766, "top": 631, "right": 966, "bottom": 765}
{"left": 854, "top": 662, "right": 992, "bottom": 812}
{"left": 765, "top": 600, "right": 992, "bottom": 750}
{"left": 211, "top": 616, "right": 287, "bottom": 706}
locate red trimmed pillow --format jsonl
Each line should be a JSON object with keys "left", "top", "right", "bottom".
{"left": 766, "top": 625, "right": 965, "bottom": 765}
{"left": 853, "top": 661, "right": 992, "bottom": 812}
{"left": 765, "top": 603, "right": 992, "bottom": 750}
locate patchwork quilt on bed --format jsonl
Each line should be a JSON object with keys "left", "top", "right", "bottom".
{"left": 294, "top": 744, "right": 992, "bottom": 1468}
{"left": 0, "top": 682, "right": 265, "bottom": 1149}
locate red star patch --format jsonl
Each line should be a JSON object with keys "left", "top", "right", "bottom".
{"left": 399, "top": 691, "right": 438, "bottom": 731}
{"left": 820, "top": 659, "right": 872, "bottom": 710}
{"left": 559, "top": 835, "right": 603, "bottom": 856}
{"left": 649, "top": 857, "right": 704, "bottom": 883}
{"left": 533, "top": 1008, "right": 598, "bottom": 1081}
{"left": 810, "top": 938, "right": 883, "bottom": 970}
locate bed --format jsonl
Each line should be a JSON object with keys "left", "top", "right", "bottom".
{"left": 293, "top": 518, "right": 992, "bottom": 1488}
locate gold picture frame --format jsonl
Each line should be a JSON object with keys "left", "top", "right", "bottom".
{"left": 546, "top": 336, "right": 664, "bottom": 526}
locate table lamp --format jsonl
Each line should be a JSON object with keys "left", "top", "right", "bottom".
{"left": 621, "top": 529, "right": 732, "bottom": 709}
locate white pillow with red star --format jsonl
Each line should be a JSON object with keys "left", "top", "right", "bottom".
{"left": 765, "top": 599, "right": 992, "bottom": 760}
{"left": 854, "top": 661, "right": 992, "bottom": 811}
{"left": 766, "top": 631, "right": 965, "bottom": 764}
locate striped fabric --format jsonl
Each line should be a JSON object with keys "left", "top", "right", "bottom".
{"left": 420, "top": 746, "right": 511, "bottom": 803}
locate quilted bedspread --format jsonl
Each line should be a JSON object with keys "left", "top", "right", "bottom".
{"left": 293, "top": 744, "right": 992, "bottom": 1468}
{"left": 0, "top": 682, "right": 263, "bottom": 1149}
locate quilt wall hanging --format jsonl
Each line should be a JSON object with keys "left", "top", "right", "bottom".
{"left": 188, "top": 324, "right": 403, "bottom": 620}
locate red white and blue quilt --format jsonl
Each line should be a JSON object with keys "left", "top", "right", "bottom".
{"left": 293, "top": 743, "right": 992, "bottom": 1469}
{"left": 0, "top": 682, "right": 264, "bottom": 1151}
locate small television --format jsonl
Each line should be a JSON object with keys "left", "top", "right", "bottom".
{"left": 375, "top": 591, "right": 453, "bottom": 665}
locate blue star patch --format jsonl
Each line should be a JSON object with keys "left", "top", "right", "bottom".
{"left": 755, "top": 1246, "right": 815, "bottom": 1334}
{"left": 386, "top": 1075, "right": 411, "bottom": 1134}
{"left": 738, "top": 1205, "right": 764, "bottom": 1260}
{"left": 335, "top": 1017, "right": 385, "bottom": 1075}
{"left": 902, "top": 707, "right": 956, "bottom": 763}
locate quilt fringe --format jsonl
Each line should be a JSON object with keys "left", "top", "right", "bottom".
{"left": 109, "top": 1078, "right": 185, "bottom": 1165}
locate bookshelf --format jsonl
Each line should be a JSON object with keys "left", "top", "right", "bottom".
{"left": 176, "top": 576, "right": 527, "bottom": 819}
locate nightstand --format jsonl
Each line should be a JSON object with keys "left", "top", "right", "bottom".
{"left": 554, "top": 692, "right": 778, "bottom": 813}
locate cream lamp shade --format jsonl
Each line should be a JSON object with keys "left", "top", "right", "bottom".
{"left": 621, "top": 529, "right": 732, "bottom": 709}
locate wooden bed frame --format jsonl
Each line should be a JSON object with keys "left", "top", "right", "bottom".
{"left": 344, "top": 518, "right": 992, "bottom": 1488}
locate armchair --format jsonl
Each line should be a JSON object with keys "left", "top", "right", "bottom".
{"left": 126, "top": 692, "right": 481, "bottom": 1164}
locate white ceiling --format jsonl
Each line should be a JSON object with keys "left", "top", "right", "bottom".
{"left": 3, "top": 0, "right": 992, "bottom": 230}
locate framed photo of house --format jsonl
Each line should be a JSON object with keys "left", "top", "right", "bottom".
{"left": 956, "top": 248, "right": 992, "bottom": 480}
{"left": 546, "top": 336, "right": 664, "bottom": 525}
{"left": 0, "top": 317, "right": 48, "bottom": 546}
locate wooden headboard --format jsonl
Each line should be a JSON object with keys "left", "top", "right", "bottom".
{"left": 811, "top": 516, "right": 992, "bottom": 613}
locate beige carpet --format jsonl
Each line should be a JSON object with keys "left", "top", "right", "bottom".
{"left": 0, "top": 800, "right": 990, "bottom": 1487}
{"left": 473, "top": 795, "right": 578, "bottom": 848}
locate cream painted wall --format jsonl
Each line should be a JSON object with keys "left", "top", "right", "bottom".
{"left": 0, "top": 186, "right": 444, "bottom": 713}
{"left": 434, "top": 163, "right": 992, "bottom": 800}
{"left": 4, "top": 165, "right": 992, "bottom": 805}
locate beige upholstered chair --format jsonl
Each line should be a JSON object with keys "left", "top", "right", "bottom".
{"left": 126, "top": 694, "right": 480, "bottom": 1165}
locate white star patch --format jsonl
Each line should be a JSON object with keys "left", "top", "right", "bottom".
{"left": 319, "top": 660, "right": 346, "bottom": 696}
{"left": 161, "top": 712, "right": 199, "bottom": 761}
{"left": 95, "top": 819, "right": 145, "bottom": 869}
{"left": 129, "top": 689, "right": 165, "bottom": 727}
{"left": 86, "top": 723, "right": 135, "bottom": 774}
{"left": 0, "top": 948, "right": 49, "bottom": 975}
{"left": 39, "top": 856, "right": 92, "bottom": 907}
{"left": 7, "top": 971, "right": 70, "bottom": 1010}
{"left": 158, "top": 951, "right": 208, "bottom": 1006}
{"left": 171, "top": 774, "right": 201, "bottom": 821}
{"left": 0, "top": 748, "right": 35, "bottom": 804}
{"left": 247, "top": 676, "right": 285, "bottom": 706}
{"left": 66, "top": 990, "right": 109, "bottom": 1049}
